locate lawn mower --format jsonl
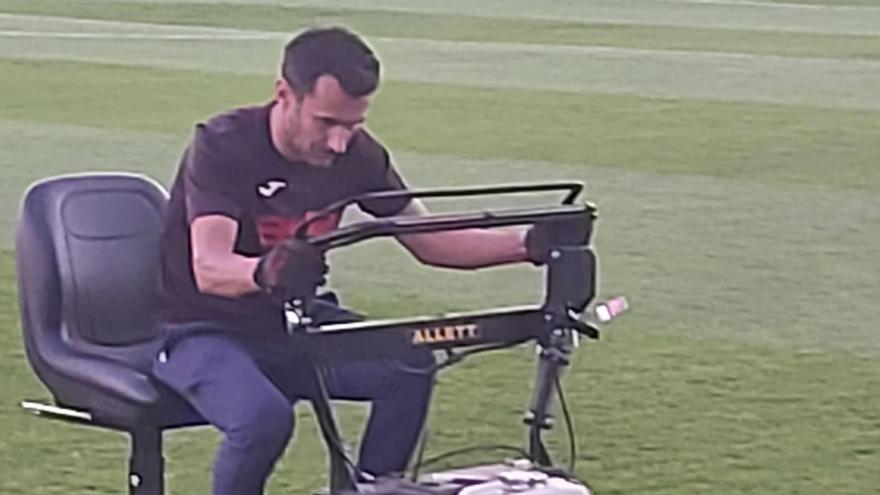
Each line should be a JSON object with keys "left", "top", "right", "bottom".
{"left": 282, "top": 182, "right": 628, "bottom": 495}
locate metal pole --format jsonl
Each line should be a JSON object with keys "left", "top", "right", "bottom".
{"left": 128, "top": 427, "right": 164, "bottom": 495}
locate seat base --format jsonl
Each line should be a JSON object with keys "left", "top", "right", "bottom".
{"left": 21, "top": 401, "right": 166, "bottom": 495}
{"left": 21, "top": 400, "right": 93, "bottom": 424}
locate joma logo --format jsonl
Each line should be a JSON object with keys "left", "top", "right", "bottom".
{"left": 257, "top": 180, "right": 287, "bottom": 198}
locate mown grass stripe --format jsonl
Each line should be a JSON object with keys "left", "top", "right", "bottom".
{"left": 2, "top": 58, "right": 877, "bottom": 192}
{"left": 272, "top": 0, "right": 880, "bottom": 35}
{"left": 1, "top": 1, "right": 880, "bottom": 59}
{"left": 2, "top": 22, "right": 878, "bottom": 111}
{"left": 726, "top": 0, "right": 880, "bottom": 7}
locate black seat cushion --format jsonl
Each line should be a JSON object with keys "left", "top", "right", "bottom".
{"left": 59, "top": 187, "right": 164, "bottom": 345}
{"left": 16, "top": 173, "right": 202, "bottom": 428}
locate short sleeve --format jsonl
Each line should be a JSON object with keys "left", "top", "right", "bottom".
{"left": 184, "top": 124, "right": 243, "bottom": 223}
{"left": 355, "top": 135, "right": 411, "bottom": 217}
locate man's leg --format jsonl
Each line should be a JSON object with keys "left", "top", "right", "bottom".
{"left": 245, "top": 294, "right": 435, "bottom": 477}
{"left": 304, "top": 294, "right": 436, "bottom": 476}
{"left": 320, "top": 351, "right": 436, "bottom": 477}
{"left": 153, "top": 332, "right": 294, "bottom": 495}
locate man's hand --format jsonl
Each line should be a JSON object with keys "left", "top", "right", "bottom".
{"left": 253, "top": 238, "right": 328, "bottom": 301}
{"left": 525, "top": 220, "right": 590, "bottom": 265}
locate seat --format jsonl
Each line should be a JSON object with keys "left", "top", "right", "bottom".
{"left": 15, "top": 173, "right": 204, "bottom": 495}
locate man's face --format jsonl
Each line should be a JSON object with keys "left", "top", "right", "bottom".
{"left": 275, "top": 74, "right": 371, "bottom": 166}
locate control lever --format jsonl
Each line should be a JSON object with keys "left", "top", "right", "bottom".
{"left": 543, "top": 295, "right": 629, "bottom": 341}
{"left": 593, "top": 295, "right": 629, "bottom": 323}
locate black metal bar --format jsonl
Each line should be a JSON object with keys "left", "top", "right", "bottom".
{"left": 128, "top": 427, "right": 164, "bottom": 495}
{"left": 350, "top": 181, "right": 584, "bottom": 204}
{"left": 542, "top": 210, "right": 598, "bottom": 315}
{"left": 309, "top": 204, "right": 593, "bottom": 251}
{"left": 296, "top": 306, "right": 547, "bottom": 362}
{"left": 295, "top": 182, "right": 585, "bottom": 240}
{"left": 524, "top": 329, "right": 575, "bottom": 468}
{"left": 544, "top": 246, "right": 597, "bottom": 316}
{"left": 309, "top": 361, "right": 358, "bottom": 495}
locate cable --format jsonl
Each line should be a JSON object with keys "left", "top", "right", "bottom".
{"left": 410, "top": 428, "right": 430, "bottom": 482}
{"left": 408, "top": 343, "right": 531, "bottom": 479}
{"left": 313, "top": 347, "right": 572, "bottom": 483}
{"left": 309, "top": 349, "right": 583, "bottom": 493}
{"left": 308, "top": 336, "right": 537, "bottom": 485}
{"left": 310, "top": 357, "right": 365, "bottom": 484}
{"left": 555, "top": 374, "right": 577, "bottom": 474}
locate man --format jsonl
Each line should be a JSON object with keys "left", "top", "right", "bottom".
{"left": 156, "top": 26, "right": 552, "bottom": 495}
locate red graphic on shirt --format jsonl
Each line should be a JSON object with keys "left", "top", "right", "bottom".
{"left": 256, "top": 211, "right": 341, "bottom": 248}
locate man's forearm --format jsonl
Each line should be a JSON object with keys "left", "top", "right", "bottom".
{"left": 192, "top": 252, "right": 260, "bottom": 297}
{"left": 400, "top": 227, "right": 529, "bottom": 269}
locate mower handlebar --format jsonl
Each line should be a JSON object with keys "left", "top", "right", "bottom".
{"left": 294, "top": 182, "right": 591, "bottom": 252}
{"left": 308, "top": 203, "right": 595, "bottom": 251}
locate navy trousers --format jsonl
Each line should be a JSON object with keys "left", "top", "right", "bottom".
{"left": 153, "top": 300, "right": 435, "bottom": 495}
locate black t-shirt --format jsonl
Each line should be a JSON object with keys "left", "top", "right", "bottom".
{"left": 160, "top": 103, "right": 409, "bottom": 333}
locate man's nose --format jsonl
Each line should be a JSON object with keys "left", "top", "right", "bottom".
{"left": 327, "top": 127, "right": 353, "bottom": 154}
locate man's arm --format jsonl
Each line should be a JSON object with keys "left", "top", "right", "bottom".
{"left": 395, "top": 199, "right": 530, "bottom": 269}
{"left": 190, "top": 214, "right": 328, "bottom": 300}
{"left": 191, "top": 215, "right": 260, "bottom": 297}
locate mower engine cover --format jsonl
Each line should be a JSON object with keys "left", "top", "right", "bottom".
{"left": 354, "top": 463, "right": 590, "bottom": 495}
{"left": 424, "top": 463, "right": 590, "bottom": 495}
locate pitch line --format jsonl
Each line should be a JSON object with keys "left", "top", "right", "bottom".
{"left": 0, "top": 12, "right": 273, "bottom": 36}
{"left": 0, "top": 30, "right": 276, "bottom": 40}
{"left": 3, "top": 25, "right": 880, "bottom": 72}
{"left": 668, "top": 0, "right": 879, "bottom": 10}
{"left": 3, "top": 12, "right": 879, "bottom": 73}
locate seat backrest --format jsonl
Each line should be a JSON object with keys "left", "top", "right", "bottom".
{"left": 16, "top": 173, "right": 168, "bottom": 350}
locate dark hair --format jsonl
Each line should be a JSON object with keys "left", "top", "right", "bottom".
{"left": 282, "top": 26, "right": 380, "bottom": 98}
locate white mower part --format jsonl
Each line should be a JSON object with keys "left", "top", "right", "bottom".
{"left": 423, "top": 463, "right": 591, "bottom": 495}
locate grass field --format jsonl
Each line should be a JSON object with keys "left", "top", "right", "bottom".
{"left": 1, "top": 1, "right": 879, "bottom": 494}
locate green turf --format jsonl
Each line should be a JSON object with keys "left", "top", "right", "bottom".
{"left": 223, "top": 0, "right": 880, "bottom": 36}
{"left": 3, "top": 0, "right": 880, "bottom": 60}
{"left": 760, "top": 0, "right": 880, "bottom": 5}
{"left": 1, "top": 1, "right": 879, "bottom": 494}
{"left": 2, "top": 250, "right": 879, "bottom": 494}
{"left": 2, "top": 58, "right": 878, "bottom": 193}
{"left": 4, "top": 12, "right": 878, "bottom": 111}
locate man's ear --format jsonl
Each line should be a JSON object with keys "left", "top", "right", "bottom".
{"left": 277, "top": 77, "right": 308, "bottom": 105}
{"left": 274, "top": 77, "right": 290, "bottom": 104}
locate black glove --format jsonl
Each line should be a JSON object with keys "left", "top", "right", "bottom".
{"left": 525, "top": 219, "right": 591, "bottom": 265}
{"left": 253, "top": 238, "right": 328, "bottom": 301}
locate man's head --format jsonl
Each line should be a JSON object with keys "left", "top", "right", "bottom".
{"left": 271, "top": 27, "right": 380, "bottom": 166}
